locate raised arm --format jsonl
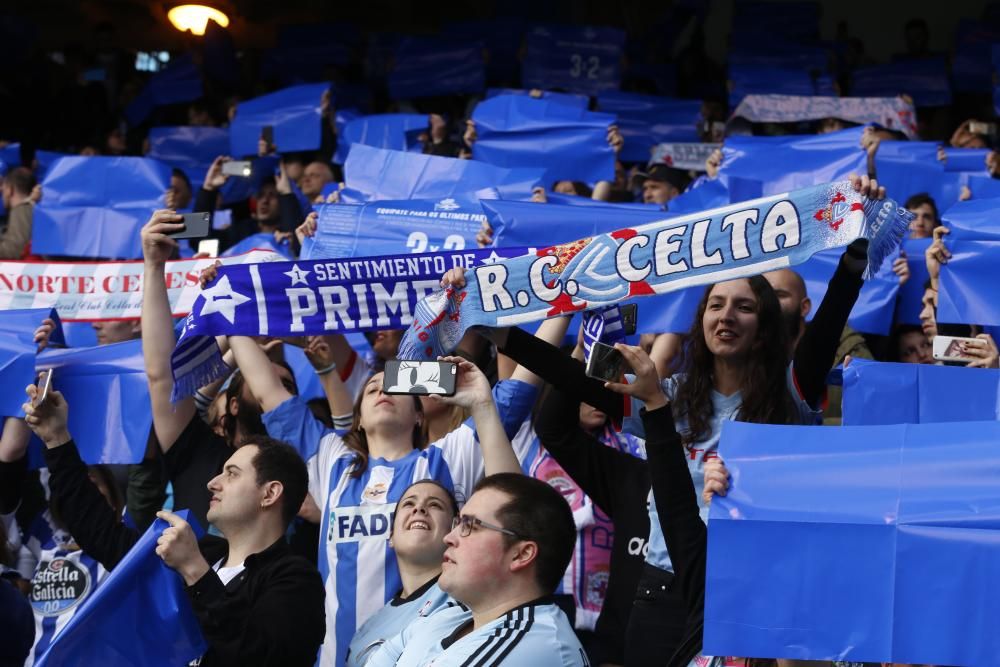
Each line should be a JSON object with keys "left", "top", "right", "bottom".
{"left": 228, "top": 336, "right": 295, "bottom": 413}
{"left": 141, "top": 211, "right": 197, "bottom": 452}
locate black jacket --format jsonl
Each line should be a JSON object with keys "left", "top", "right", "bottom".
{"left": 43, "top": 441, "right": 325, "bottom": 667}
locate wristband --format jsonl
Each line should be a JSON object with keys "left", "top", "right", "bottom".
{"left": 315, "top": 362, "right": 338, "bottom": 376}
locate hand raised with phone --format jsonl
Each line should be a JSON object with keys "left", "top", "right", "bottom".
{"left": 22, "top": 378, "right": 72, "bottom": 448}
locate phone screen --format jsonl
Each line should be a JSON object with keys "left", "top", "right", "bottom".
{"left": 382, "top": 360, "right": 458, "bottom": 396}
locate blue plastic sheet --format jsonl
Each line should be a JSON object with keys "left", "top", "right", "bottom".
{"left": 842, "top": 358, "right": 1000, "bottom": 425}
{"left": 31, "top": 340, "right": 152, "bottom": 465}
{"left": 596, "top": 93, "right": 701, "bottom": 162}
{"left": 471, "top": 95, "right": 616, "bottom": 183}
{"left": 486, "top": 88, "right": 589, "bottom": 109}
{"left": 942, "top": 196, "right": 1000, "bottom": 240}
{"left": 147, "top": 126, "right": 230, "bottom": 186}
{"left": 940, "top": 147, "right": 990, "bottom": 172}
{"left": 35, "top": 510, "right": 206, "bottom": 667}
{"left": 334, "top": 114, "right": 427, "bottom": 164}
{"left": 229, "top": 83, "right": 328, "bottom": 158}
{"left": 938, "top": 239, "right": 1000, "bottom": 326}
{"left": 706, "top": 419, "right": 1000, "bottom": 666}
{"left": 343, "top": 144, "right": 544, "bottom": 202}
{"left": 387, "top": 38, "right": 485, "bottom": 100}
{"left": 521, "top": 24, "right": 625, "bottom": 96}
{"left": 220, "top": 232, "right": 291, "bottom": 259}
{"left": 851, "top": 58, "right": 952, "bottom": 107}
{"left": 719, "top": 127, "right": 867, "bottom": 201}
{"left": 35, "top": 150, "right": 72, "bottom": 179}
{"left": 966, "top": 173, "right": 1000, "bottom": 199}
{"left": 125, "top": 54, "right": 203, "bottom": 127}
{"left": 873, "top": 140, "right": 963, "bottom": 210}
{"left": 797, "top": 247, "right": 901, "bottom": 335}
{"left": 32, "top": 157, "right": 171, "bottom": 259}
{"left": 0, "top": 308, "right": 53, "bottom": 418}
{"left": 307, "top": 198, "right": 487, "bottom": 259}
{"left": 894, "top": 237, "right": 931, "bottom": 325}
{"left": 666, "top": 179, "right": 731, "bottom": 215}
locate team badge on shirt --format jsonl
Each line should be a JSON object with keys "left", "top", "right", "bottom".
{"left": 30, "top": 557, "right": 92, "bottom": 616}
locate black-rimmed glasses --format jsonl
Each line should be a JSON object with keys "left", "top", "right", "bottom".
{"left": 451, "top": 514, "right": 522, "bottom": 539}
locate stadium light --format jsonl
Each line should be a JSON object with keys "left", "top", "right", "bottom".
{"left": 167, "top": 4, "right": 230, "bottom": 36}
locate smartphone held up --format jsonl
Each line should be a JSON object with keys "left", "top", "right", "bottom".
{"left": 383, "top": 360, "right": 458, "bottom": 396}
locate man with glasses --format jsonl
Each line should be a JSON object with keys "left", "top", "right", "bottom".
{"left": 365, "top": 473, "right": 588, "bottom": 666}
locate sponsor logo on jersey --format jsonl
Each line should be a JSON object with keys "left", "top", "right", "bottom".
{"left": 30, "top": 557, "right": 91, "bottom": 616}
{"left": 362, "top": 481, "right": 389, "bottom": 502}
{"left": 328, "top": 504, "right": 397, "bottom": 544}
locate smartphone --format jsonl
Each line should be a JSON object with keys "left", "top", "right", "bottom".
{"left": 261, "top": 125, "right": 274, "bottom": 147}
{"left": 167, "top": 212, "right": 211, "bottom": 240}
{"left": 221, "top": 160, "right": 252, "bottom": 178}
{"left": 968, "top": 121, "right": 997, "bottom": 137}
{"left": 34, "top": 369, "right": 53, "bottom": 407}
{"left": 383, "top": 360, "right": 458, "bottom": 396}
{"left": 932, "top": 335, "right": 980, "bottom": 363}
{"left": 620, "top": 304, "right": 638, "bottom": 336}
{"left": 585, "top": 342, "right": 628, "bottom": 382}
{"left": 197, "top": 239, "right": 220, "bottom": 257}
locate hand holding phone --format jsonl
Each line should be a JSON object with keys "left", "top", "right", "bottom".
{"left": 932, "top": 335, "right": 980, "bottom": 363}
{"left": 585, "top": 342, "right": 628, "bottom": 382}
{"left": 167, "top": 212, "right": 211, "bottom": 240}
{"left": 34, "top": 369, "right": 53, "bottom": 407}
{"left": 221, "top": 160, "right": 252, "bottom": 178}
{"left": 383, "top": 360, "right": 457, "bottom": 396}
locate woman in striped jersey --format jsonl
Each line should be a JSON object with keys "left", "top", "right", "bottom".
{"left": 228, "top": 320, "right": 561, "bottom": 667}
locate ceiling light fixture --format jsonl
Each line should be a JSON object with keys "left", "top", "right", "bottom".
{"left": 167, "top": 4, "right": 230, "bottom": 36}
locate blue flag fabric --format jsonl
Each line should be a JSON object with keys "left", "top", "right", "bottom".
{"left": 169, "top": 247, "right": 528, "bottom": 400}
{"left": 400, "top": 181, "right": 911, "bottom": 361}
{"left": 596, "top": 93, "right": 702, "bottom": 162}
{"left": 872, "top": 140, "right": 964, "bottom": 211}
{"left": 521, "top": 24, "right": 625, "bottom": 96}
{"left": 718, "top": 126, "right": 868, "bottom": 202}
{"left": 306, "top": 198, "right": 488, "bottom": 260}
{"left": 229, "top": 83, "right": 328, "bottom": 158}
{"left": 941, "top": 196, "right": 1000, "bottom": 240}
{"left": 29, "top": 340, "right": 152, "bottom": 466}
{"left": 965, "top": 173, "right": 1000, "bottom": 199}
{"left": 220, "top": 232, "right": 292, "bottom": 259}
{"left": 706, "top": 419, "right": 1000, "bottom": 666}
{"left": 486, "top": 88, "right": 590, "bottom": 109}
{"left": 147, "top": 126, "right": 230, "bottom": 186}
{"left": 940, "top": 147, "right": 990, "bottom": 172}
{"left": 343, "top": 144, "right": 544, "bottom": 202}
{"left": 0, "top": 308, "right": 60, "bottom": 417}
{"left": 842, "top": 358, "right": 1000, "bottom": 425}
{"left": 851, "top": 58, "right": 952, "bottom": 107}
{"left": 334, "top": 114, "right": 427, "bottom": 164}
{"left": 387, "top": 38, "right": 485, "bottom": 100}
{"left": 32, "top": 157, "right": 171, "bottom": 258}
{"left": 34, "top": 510, "right": 206, "bottom": 667}
{"left": 34, "top": 150, "right": 71, "bottom": 179}
{"left": 125, "top": 54, "right": 203, "bottom": 127}
{"left": 471, "top": 95, "right": 616, "bottom": 183}
{"left": 894, "top": 237, "right": 932, "bottom": 325}
{"left": 938, "top": 239, "right": 1000, "bottom": 326}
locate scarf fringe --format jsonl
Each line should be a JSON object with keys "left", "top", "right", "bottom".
{"left": 170, "top": 346, "right": 231, "bottom": 404}
{"left": 862, "top": 197, "right": 913, "bottom": 281}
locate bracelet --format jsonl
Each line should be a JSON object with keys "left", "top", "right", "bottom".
{"left": 315, "top": 362, "right": 338, "bottom": 376}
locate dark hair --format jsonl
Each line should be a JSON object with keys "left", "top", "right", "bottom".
{"left": 673, "top": 276, "right": 796, "bottom": 443}
{"left": 4, "top": 167, "right": 36, "bottom": 197}
{"left": 887, "top": 324, "right": 927, "bottom": 362}
{"left": 342, "top": 378, "right": 425, "bottom": 478}
{"left": 904, "top": 192, "right": 939, "bottom": 225}
{"left": 222, "top": 371, "right": 266, "bottom": 447}
{"left": 244, "top": 436, "right": 309, "bottom": 526}
{"left": 471, "top": 473, "right": 576, "bottom": 594}
{"left": 551, "top": 180, "right": 592, "bottom": 197}
{"left": 170, "top": 168, "right": 191, "bottom": 190}
{"left": 390, "top": 479, "right": 459, "bottom": 536}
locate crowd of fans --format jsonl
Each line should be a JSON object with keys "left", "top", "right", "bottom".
{"left": 2, "top": 6, "right": 1000, "bottom": 667}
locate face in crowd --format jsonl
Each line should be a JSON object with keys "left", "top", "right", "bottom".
{"left": 389, "top": 481, "right": 457, "bottom": 568}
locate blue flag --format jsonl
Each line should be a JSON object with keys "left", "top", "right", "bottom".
{"left": 940, "top": 147, "right": 990, "bottom": 172}
{"left": 706, "top": 419, "right": 1000, "bottom": 666}
{"left": 387, "top": 38, "right": 485, "bottom": 100}
{"left": 894, "top": 237, "right": 932, "bottom": 325}
{"left": 229, "top": 83, "right": 328, "bottom": 158}
{"left": 851, "top": 58, "right": 952, "bottom": 107}
{"left": 842, "top": 358, "right": 1000, "bottom": 425}
{"left": 125, "top": 54, "right": 203, "bottom": 127}
{"left": 965, "top": 173, "right": 1000, "bottom": 199}
{"left": 34, "top": 510, "right": 206, "bottom": 667}
{"left": 28, "top": 340, "right": 151, "bottom": 466}
{"left": 343, "top": 144, "right": 544, "bottom": 202}
{"left": 521, "top": 24, "right": 625, "bottom": 96}
{"left": 596, "top": 92, "right": 702, "bottom": 162}
{"left": 147, "top": 126, "right": 230, "bottom": 186}
{"left": 873, "top": 140, "right": 963, "bottom": 211}
{"left": 334, "top": 113, "right": 427, "bottom": 164}
{"left": 32, "top": 156, "right": 170, "bottom": 259}
{"left": 307, "top": 198, "right": 488, "bottom": 260}
{"left": 486, "top": 88, "right": 589, "bottom": 109}
{"left": 0, "top": 308, "right": 59, "bottom": 418}
{"left": 471, "top": 95, "right": 616, "bottom": 183}
{"left": 221, "top": 232, "right": 292, "bottom": 259}
{"left": 938, "top": 239, "right": 1000, "bottom": 326}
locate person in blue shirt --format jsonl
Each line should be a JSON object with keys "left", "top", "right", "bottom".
{"left": 345, "top": 479, "right": 456, "bottom": 667}
{"left": 366, "top": 473, "right": 587, "bottom": 666}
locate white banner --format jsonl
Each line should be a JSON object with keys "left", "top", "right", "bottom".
{"left": 0, "top": 250, "right": 282, "bottom": 321}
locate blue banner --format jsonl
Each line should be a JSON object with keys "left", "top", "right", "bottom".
{"left": 35, "top": 510, "right": 206, "bottom": 667}
{"left": 125, "top": 54, "right": 203, "bottom": 127}
{"left": 965, "top": 173, "right": 1000, "bottom": 200}
{"left": 706, "top": 419, "right": 1000, "bottom": 666}
{"left": 147, "top": 126, "right": 230, "bottom": 186}
{"left": 0, "top": 308, "right": 58, "bottom": 418}
{"left": 940, "top": 147, "right": 990, "bottom": 172}
{"left": 938, "top": 239, "right": 1000, "bottom": 326}
{"left": 387, "top": 38, "right": 485, "bottom": 100}
{"left": 220, "top": 232, "right": 292, "bottom": 259}
{"left": 842, "top": 358, "right": 1000, "bottom": 425}
{"left": 521, "top": 25, "right": 625, "bottom": 96}
{"left": 334, "top": 113, "right": 426, "bottom": 164}
{"left": 33, "top": 157, "right": 171, "bottom": 259}
{"left": 486, "top": 88, "right": 589, "bottom": 109}
{"left": 229, "top": 83, "right": 328, "bottom": 158}
{"left": 873, "top": 140, "right": 963, "bottom": 211}
{"left": 343, "top": 144, "right": 544, "bottom": 202}
{"left": 851, "top": 58, "right": 952, "bottom": 107}
{"left": 596, "top": 93, "right": 702, "bottom": 162}
{"left": 170, "top": 247, "right": 528, "bottom": 399}
{"left": 307, "top": 198, "right": 487, "bottom": 259}
{"left": 942, "top": 196, "right": 1000, "bottom": 239}
{"left": 719, "top": 126, "right": 867, "bottom": 202}
{"left": 29, "top": 340, "right": 152, "bottom": 466}
{"left": 471, "top": 95, "right": 616, "bottom": 183}
{"left": 894, "top": 237, "right": 931, "bottom": 325}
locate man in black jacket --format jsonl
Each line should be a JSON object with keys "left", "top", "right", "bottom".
{"left": 22, "top": 386, "right": 325, "bottom": 667}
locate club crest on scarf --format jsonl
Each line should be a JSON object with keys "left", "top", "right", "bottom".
{"left": 814, "top": 191, "right": 863, "bottom": 232}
